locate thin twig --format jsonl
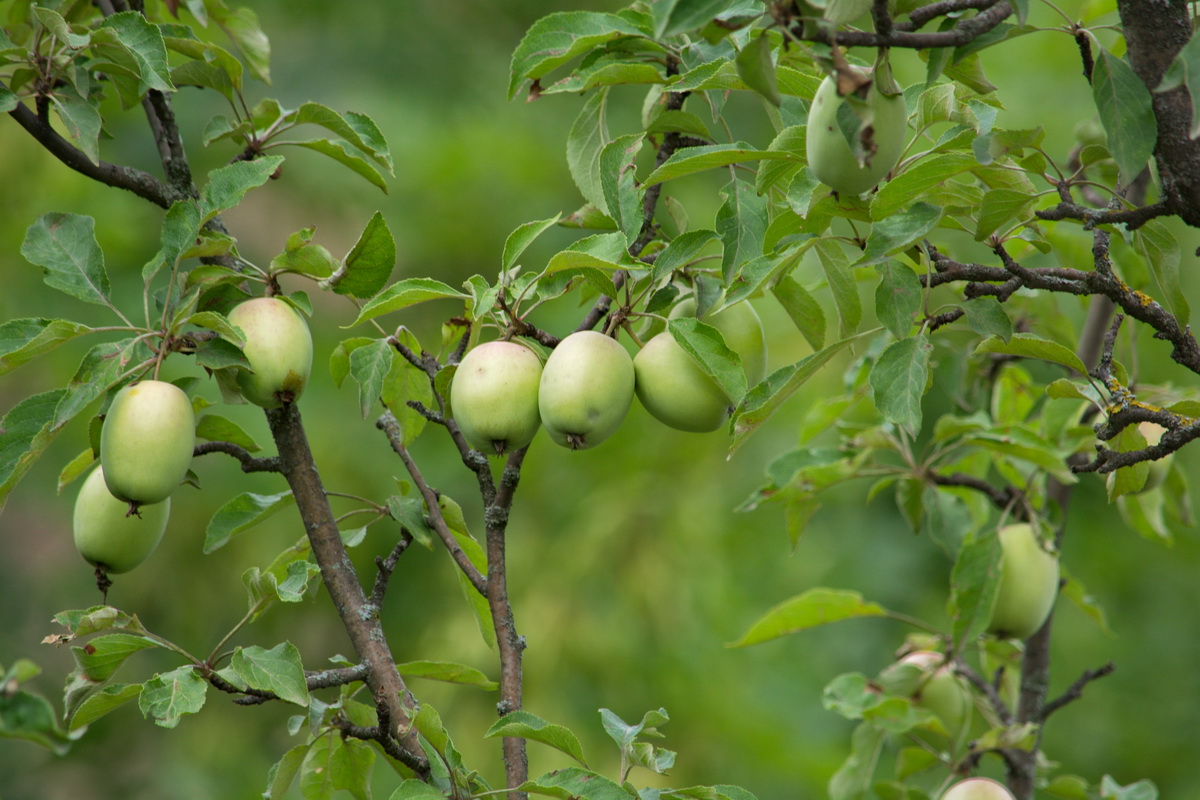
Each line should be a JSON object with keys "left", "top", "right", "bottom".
{"left": 1041, "top": 662, "right": 1116, "bottom": 719}
{"left": 193, "top": 441, "right": 282, "bottom": 473}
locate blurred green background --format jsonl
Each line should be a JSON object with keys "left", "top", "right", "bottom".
{"left": 2, "top": 1, "right": 1199, "bottom": 798}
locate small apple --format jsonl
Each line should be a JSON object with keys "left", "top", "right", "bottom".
{"left": 988, "top": 524, "right": 1060, "bottom": 640}
{"left": 634, "top": 332, "right": 731, "bottom": 432}
{"left": 450, "top": 340, "right": 542, "bottom": 455}
{"left": 227, "top": 296, "right": 314, "bottom": 408}
{"left": 100, "top": 380, "right": 195, "bottom": 508}
{"left": 941, "top": 777, "right": 1015, "bottom": 800}
{"left": 1137, "top": 421, "right": 1172, "bottom": 492}
{"left": 669, "top": 298, "right": 768, "bottom": 385}
{"left": 887, "top": 651, "right": 971, "bottom": 743}
{"left": 806, "top": 70, "right": 908, "bottom": 196}
{"left": 74, "top": 466, "right": 170, "bottom": 574}
{"left": 538, "top": 331, "right": 634, "bottom": 450}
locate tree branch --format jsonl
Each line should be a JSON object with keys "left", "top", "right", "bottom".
{"left": 1041, "top": 662, "right": 1116, "bottom": 720}
{"left": 796, "top": 0, "right": 1013, "bottom": 48}
{"left": 193, "top": 440, "right": 282, "bottom": 473}
{"left": 265, "top": 403, "right": 428, "bottom": 776}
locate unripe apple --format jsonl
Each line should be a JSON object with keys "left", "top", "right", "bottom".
{"left": 538, "top": 331, "right": 634, "bottom": 450}
{"left": 74, "top": 466, "right": 170, "bottom": 574}
{"left": 100, "top": 380, "right": 196, "bottom": 508}
{"left": 806, "top": 70, "right": 908, "bottom": 196}
{"left": 227, "top": 296, "right": 314, "bottom": 408}
{"left": 669, "top": 298, "right": 768, "bottom": 385}
{"left": 634, "top": 332, "right": 731, "bottom": 432}
{"left": 1137, "top": 421, "right": 1172, "bottom": 492}
{"left": 941, "top": 778, "right": 1015, "bottom": 800}
{"left": 988, "top": 524, "right": 1060, "bottom": 640}
{"left": 891, "top": 651, "right": 971, "bottom": 743}
{"left": 450, "top": 340, "right": 542, "bottom": 455}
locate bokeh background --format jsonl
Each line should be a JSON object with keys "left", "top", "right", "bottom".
{"left": 2, "top": 1, "right": 1198, "bottom": 798}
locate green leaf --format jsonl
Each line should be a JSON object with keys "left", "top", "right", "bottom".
{"left": 287, "top": 102, "right": 392, "bottom": 171}
{"left": 398, "top": 660, "right": 497, "bottom": 690}
{"left": 21, "top": 214, "right": 111, "bottom": 307}
{"left": 0, "top": 318, "right": 93, "bottom": 376}
{"left": 949, "top": 528, "right": 1003, "bottom": 647}
{"left": 54, "top": 606, "right": 148, "bottom": 638}
{"left": 519, "top": 767, "right": 634, "bottom": 800}
{"left": 1060, "top": 566, "right": 1113, "bottom": 636}
{"left": 230, "top": 643, "right": 309, "bottom": 706}
{"left": 71, "top": 633, "right": 159, "bottom": 682}
{"left": 644, "top": 143, "right": 792, "bottom": 187}
{"left": 975, "top": 187, "right": 1034, "bottom": 240}
{"left": 857, "top": 202, "right": 941, "bottom": 266}
{"left": 387, "top": 496, "right": 436, "bottom": 548}
{"left": 204, "top": 491, "right": 296, "bottom": 553}
{"left": 729, "top": 588, "right": 890, "bottom": 647}
{"left": 870, "top": 334, "right": 932, "bottom": 435}
{"left": 1093, "top": 50, "right": 1156, "bottom": 184}
{"left": 822, "top": 673, "right": 883, "bottom": 720}
{"left": 730, "top": 329, "right": 878, "bottom": 454}
{"left": 266, "top": 744, "right": 310, "bottom": 800}
{"left": 139, "top": 666, "right": 207, "bottom": 728}
{"left": 828, "top": 723, "right": 885, "bottom": 800}
{"left": 69, "top": 683, "right": 143, "bottom": 732}
{"left": 99, "top": 11, "right": 175, "bottom": 93}
{"left": 0, "top": 86, "right": 17, "bottom": 113}
{"left": 270, "top": 227, "right": 337, "bottom": 278}
{"left": 756, "top": 126, "right": 805, "bottom": 195}
{"left": 388, "top": 780, "right": 447, "bottom": 800}
{"left": 646, "top": 109, "right": 713, "bottom": 141}
{"left": 600, "top": 133, "right": 645, "bottom": 246}
{"left": 486, "top": 711, "right": 588, "bottom": 766}
{"left": 287, "top": 138, "right": 388, "bottom": 192}
{"left": 874, "top": 262, "right": 921, "bottom": 339}
{"left": 382, "top": 332, "right": 432, "bottom": 445}
{"left": 439, "top": 495, "right": 495, "bottom": 649}
{"left": 508, "top": 12, "right": 650, "bottom": 98}
{"left": 963, "top": 296, "right": 1013, "bottom": 342}
{"left": 349, "top": 339, "right": 393, "bottom": 418}
{"left": 349, "top": 278, "right": 467, "bottom": 328}
{"left": 1106, "top": 423, "right": 1150, "bottom": 499}
{"left": 566, "top": 89, "right": 611, "bottom": 213}
{"left": 301, "top": 733, "right": 375, "bottom": 800}
{"left": 325, "top": 212, "right": 396, "bottom": 299}
{"left": 814, "top": 240, "right": 861, "bottom": 338}
{"left": 650, "top": 229, "right": 719, "bottom": 282}
{"left": 49, "top": 85, "right": 102, "bottom": 163}
{"left": 1134, "top": 220, "right": 1187, "bottom": 327}
{"left": 660, "top": 0, "right": 736, "bottom": 36}
{"left": 974, "top": 332, "right": 1088, "bottom": 375}
{"left": 870, "top": 153, "right": 976, "bottom": 220}
{"left": 504, "top": 214, "right": 564, "bottom": 272}
{"left": 771, "top": 275, "right": 825, "bottom": 351}
{"left": 1099, "top": 775, "right": 1158, "bottom": 800}
{"left": 0, "top": 684, "right": 76, "bottom": 754}
{"left": 0, "top": 390, "right": 68, "bottom": 514}
{"left": 206, "top": 1, "right": 271, "bottom": 84}
{"left": 716, "top": 177, "right": 768, "bottom": 285}
{"left": 200, "top": 156, "right": 284, "bottom": 223}
{"left": 735, "top": 31, "right": 780, "bottom": 106}
{"left": 195, "top": 339, "right": 251, "bottom": 371}
{"left": 32, "top": 7, "right": 90, "bottom": 48}
{"left": 668, "top": 317, "right": 747, "bottom": 404}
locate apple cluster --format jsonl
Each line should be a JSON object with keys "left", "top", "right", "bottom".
{"left": 72, "top": 297, "right": 313, "bottom": 577}
{"left": 449, "top": 299, "right": 767, "bottom": 455}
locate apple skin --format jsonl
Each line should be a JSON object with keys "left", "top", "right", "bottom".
{"left": 450, "top": 341, "right": 542, "bottom": 455}
{"left": 100, "top": 380, "right": 196, "bottom": 507}
{"left": 538, "top": 331, "right": 634, "bottom": 450}
{"left": 1137, "top": 421, "right": 1172, "bottom": 491}
{"left": 941, "top": 778, "right": 1015, "bottom": 800}
{"left": 228, "top": 297, "right": 314, "bottom": 408}
{"left": 988, "top": 524, "right": 1060, "bottom": 640}
{"left": 74, "top": 466, "right": 170, "bottom": 574}
{"left": 634, "top": 332, "right": 731, "bottom": 432}
{"left": 669, "top": 298, "right": 768, "bottom": 385}
{"left": 806, "top": 71, "right": 908, "bottom": 196}
{"left": 893, "top": 651, "right": 971, "bottom": 743}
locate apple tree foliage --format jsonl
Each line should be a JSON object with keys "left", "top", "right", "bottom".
{"left": 0, "top": 0, "right": 1196, "bottom": 798}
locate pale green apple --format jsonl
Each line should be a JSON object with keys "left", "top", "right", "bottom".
{"left": 228, "top": 297, "right": 313, "bottom": 408}
{"left": 806, "top": 70, "right": 908, "bottom": 196}
{"left": 450, "top": 340, "right": 542, "bottom": 455}
{"left": 669, "top": 298, "right": 768, "bottom": 385}
{"left": 100, "top": 380, "right": 195, "bottom": 508}
{"left": 538, "top": 331, "right": 634, "bottom": 450}
{"left": 634, "top": 332, "right": 731, "bottom": 432}
{"left": 74, "top": 466, "right": 170, "bottom": 574}
{"left": 941, "top": 778, "right": 1015, "bottom": 800}
{"left": 988, "top": 524, "right": 1060, "bottom": 640}
{"left": 892, "top": 650, "right": 971, "bottom": 744}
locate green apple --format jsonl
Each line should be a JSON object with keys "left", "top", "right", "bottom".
{"left": 891, "top": 650, "right": 971, "bottom": 743}
{"left": 634, "top": 332, "right": 731, "bottom": 432}
{"left": 228, "top": 296, "right": 314, "bottom": 408}
{"left": 74, "top": 466, "right": 170, "bottom": 574}
{"left": 538, "top": 331, "right": 634, "bottom": 450}
{"left": 450, "top": 340, "right": 542, "bottom": 455}
{"left": 988, "top": 524, "right": 1060, "bottom": 640}
{"left": 1138, "top": 421, "right": 1172, "bottom": 491}
{"left": 669, "top": 298, "right": 768, "bottom": 385}
{"left": 941, "top": 778, "right": 1015, "bottom": 800}
{"left": 806, "top": 70, "right": 908, "bottom": 196}
{"left": 100, "top": 380, "right": 196, "bottom": 508}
